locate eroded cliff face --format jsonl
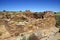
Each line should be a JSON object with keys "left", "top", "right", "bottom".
{"left": 0, "top": 11, "right": 59, "bottom": 40}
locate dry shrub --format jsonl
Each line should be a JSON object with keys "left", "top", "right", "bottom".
{"left": 28, "top": 34, "right": 39, "bottom": 40}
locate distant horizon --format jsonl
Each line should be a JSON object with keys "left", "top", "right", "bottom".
{"left": 0, "top": 0, "right": 60, "bottom": 12}
{"left": 0, "top": 10, "right": 60, "bottom": 12}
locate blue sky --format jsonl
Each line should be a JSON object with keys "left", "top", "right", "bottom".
{"left": 0, "top": 0, "right": 60, "bottom": 12}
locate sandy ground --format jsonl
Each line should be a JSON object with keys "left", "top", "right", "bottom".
{"left": 52, "top": 33, "right": 60, "bottom": 40}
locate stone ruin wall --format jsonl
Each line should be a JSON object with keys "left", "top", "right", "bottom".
{"left": 4, "top": 11, "right": 56, "bottom": 34}
{"left": 0, "top": 11, "right": 59, "bottom": 40}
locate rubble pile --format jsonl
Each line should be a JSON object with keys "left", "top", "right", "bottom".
{"left": 0, "top": 11, "right": 59, "bottom": 40}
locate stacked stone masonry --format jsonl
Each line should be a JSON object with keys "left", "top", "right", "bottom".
{"left": 0, "top": 11, "right": 59, "bottom": 40}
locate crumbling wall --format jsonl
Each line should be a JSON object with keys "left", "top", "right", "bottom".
{"left": 0, "top": 11, "right": 59, "bottom": 40}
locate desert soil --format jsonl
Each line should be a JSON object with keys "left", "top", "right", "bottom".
{"left": 52, "top": 33, "right": 60, "bottom": 40}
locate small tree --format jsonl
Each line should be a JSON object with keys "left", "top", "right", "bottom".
{"left": 3, "top": 10, "right": 6, "bottom": 12}
{"left": 19, "top": 10, "right": 22, "bottom": 12}
{"left": 54, "top": 12, "right": 56, "bottom": 14}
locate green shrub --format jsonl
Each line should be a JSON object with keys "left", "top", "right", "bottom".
{"left": 55, "top": 13, "right": 60, "bottom": 26}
